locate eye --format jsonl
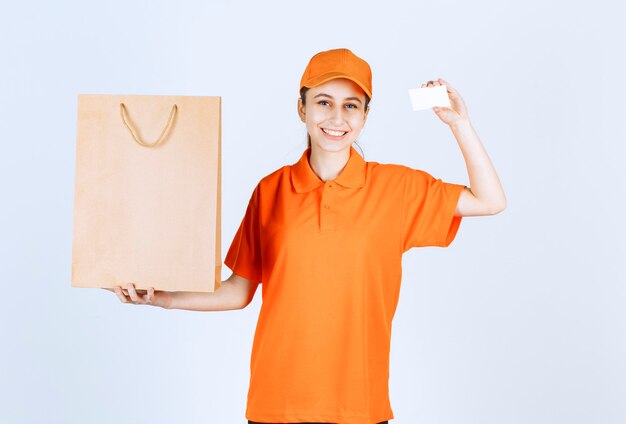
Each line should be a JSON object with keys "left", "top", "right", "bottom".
{"left": 345, "top": 103, "right": 357, "bottom": 109}
{"left": 318, "top": 100, "right": 330, "bottom": 106}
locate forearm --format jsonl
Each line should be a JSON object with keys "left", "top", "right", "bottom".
{"left": 166, "top": 281, "right": 243, "bottom": 311}
{"left": 450, "top": 119, "right": 506, "bottom": 211}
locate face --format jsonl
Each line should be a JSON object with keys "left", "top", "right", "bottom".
{"left": 297, "top": 78, "right": 369, "bottom": 154}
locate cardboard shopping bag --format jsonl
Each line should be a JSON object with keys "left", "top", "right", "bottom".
{"left": 71, "top": 94, "right": 221, "bottom": 292}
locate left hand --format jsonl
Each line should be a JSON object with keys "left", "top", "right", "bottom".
{"left": 422, "top": 78, "right": 469, "bottom": 127}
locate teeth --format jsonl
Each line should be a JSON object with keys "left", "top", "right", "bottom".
{"left": 322, "top": 128, "right": 347, "bottom": 137}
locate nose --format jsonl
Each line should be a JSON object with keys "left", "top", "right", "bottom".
{"left": 329, "top": 105, "right": 346, "bottom": 125}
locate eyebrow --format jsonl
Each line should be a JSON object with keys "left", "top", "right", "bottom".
{"left": 313, "top": 93, "right": 363, "bottom": 104}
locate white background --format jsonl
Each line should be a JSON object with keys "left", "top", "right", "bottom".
{"left": 1, "top": 1, "right": 624, "bottom": 423}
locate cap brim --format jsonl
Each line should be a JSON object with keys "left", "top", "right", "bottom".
{"left": 301, "top": 72, "right": 372, "bottom": 99}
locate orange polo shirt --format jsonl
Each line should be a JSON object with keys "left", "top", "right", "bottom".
{"left": 224, "top": 145, "right": 466, "bottom": 424}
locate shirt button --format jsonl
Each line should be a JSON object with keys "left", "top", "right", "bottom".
{"left": 328, "top": 184, "right": 333, "bottom": 188}
{"left": 324, "top": 205, "right": 330, "bottom": 209}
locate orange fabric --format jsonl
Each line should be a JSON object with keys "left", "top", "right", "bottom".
{"left": 225, "top": 146, "right": 466, "bottom": 424}
{"left": 300, "top": 48, "right": 373, "bottom": 99}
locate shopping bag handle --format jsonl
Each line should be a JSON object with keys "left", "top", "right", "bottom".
{"left": 119, "top": 103, "right": 178, "bottom": 148}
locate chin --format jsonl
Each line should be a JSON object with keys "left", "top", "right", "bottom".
{"left": 312, "top": 140, "right": 353, "bottom": 153}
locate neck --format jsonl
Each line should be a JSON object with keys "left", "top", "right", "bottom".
{"left": 308, "top": 145, "right": 351, "bottom": 182}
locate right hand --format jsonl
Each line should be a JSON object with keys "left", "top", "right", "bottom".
{"left": 103, "top": 282, "right": 172, "bottom": 309}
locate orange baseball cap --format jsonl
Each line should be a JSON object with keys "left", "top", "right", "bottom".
{"left": 299, "top": 48, "right": 373, "bottom": 99}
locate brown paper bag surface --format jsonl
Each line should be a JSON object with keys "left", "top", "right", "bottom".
{"left": 71, "top": 94, "right": 221, "bottom": 292}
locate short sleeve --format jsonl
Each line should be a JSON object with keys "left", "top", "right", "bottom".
{"left": 400, "top": 168, "right": 466, "bottom": 252}
{"left": 224, "top": 185, "right": 262, "bottom": 283}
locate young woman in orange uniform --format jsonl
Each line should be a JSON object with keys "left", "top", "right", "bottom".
{"left": 110, "top": 48, "right": 506, "bottom": 424}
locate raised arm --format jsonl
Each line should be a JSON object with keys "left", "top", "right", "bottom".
{"left": 107, "top": 272, "right": 260, "bottom": 311}
{"left": 424, "top": 78, "right": 507, "bottom": 217}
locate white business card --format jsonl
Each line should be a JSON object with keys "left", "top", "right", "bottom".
{"left": 408, "top": 85, "right": 451, "bottom": 111}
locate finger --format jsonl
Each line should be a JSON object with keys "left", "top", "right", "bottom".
{"left": 114, "top": 286, "right": 129, "bottom": 303}
{"left": 136, "top": 288, "right": 149, "bottom": 302}
{"left": 438, "top": 78, "right": 455, "bottom": 93}
{"left": 131, "top": 285, "right": 150, "bottom": 305}
{"left": 146, "top": 287, "right": 155, "bottom": 304}
{"left": 127, "top": 283, "right": 140, "bottom": 303}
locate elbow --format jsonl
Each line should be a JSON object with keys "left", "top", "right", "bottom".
{"left": 489, "top": 199, "right": 507, "bottom": 215}
{"left": 235, "top": 294, "right": 255, "bottom": 310}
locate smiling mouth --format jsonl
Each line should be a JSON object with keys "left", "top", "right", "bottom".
{"left": 321, "top": 128, "right": 348, "bottom": 137}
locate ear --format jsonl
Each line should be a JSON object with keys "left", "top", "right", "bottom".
{"left": 297, "top": 98, "right": 306, "bottom": 123}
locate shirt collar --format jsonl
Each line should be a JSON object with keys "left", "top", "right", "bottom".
{"left": 291, "top": 145, "right": 366, "bottom": 193}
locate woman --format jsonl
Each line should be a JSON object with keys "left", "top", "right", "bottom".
{"left": 110, "top": 48, "right": 506, "bottom": 424}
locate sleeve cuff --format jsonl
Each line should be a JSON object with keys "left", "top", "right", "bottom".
{"left": 437, "top": 184, "right": 466, "bottom": 247}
